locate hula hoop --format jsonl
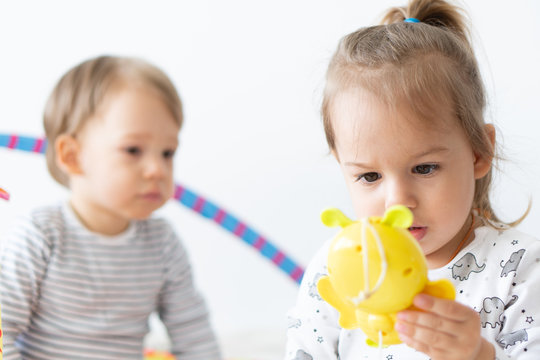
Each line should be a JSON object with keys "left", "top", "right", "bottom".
{"left": 0, "top": 133, "right": 304, "bottom": 284}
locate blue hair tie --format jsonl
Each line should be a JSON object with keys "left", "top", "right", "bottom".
{"left": 404, "top": 18, "right": 420, "bottom": 23}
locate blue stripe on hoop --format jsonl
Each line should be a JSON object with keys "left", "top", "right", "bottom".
{"left": 17, "top": 136, "right": 37, "bottom": 152}
{"left": 241, "top": 227, "right": 259, "bottom": 246}
{"left": 0, "top": 134, "right": 9, "bottom": 147}
{"left": 1, "top": 133, "right": 305, "bottom": 284}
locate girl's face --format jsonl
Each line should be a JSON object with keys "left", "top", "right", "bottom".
{"left": 331, "top": 88, "right": 491, "bottom": 269}
{"left": 69, "top": 85, "right": 180, "bottom": 235}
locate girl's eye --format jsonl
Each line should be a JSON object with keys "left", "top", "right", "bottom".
{"left": 125, "top": 146, "right": 141, "bottom": 156}
{"left": 163, "top": 149, "right": 176, "bottom": 159}
{"left": 413, "top": 164, "right": 439, "bottom": 175}
{"left": 356, "top": 172, "right": 381, "bottom": 183}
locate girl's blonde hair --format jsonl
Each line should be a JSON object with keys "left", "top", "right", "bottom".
{"left": 44, "top": 55, "right": 183, "bottom": 187}
{"left": 321, "top": 0, "right": 518, "bottom": 226}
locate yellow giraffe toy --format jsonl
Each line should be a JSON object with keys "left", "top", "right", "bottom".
{"left": 317, "top": 205, "right": 455, "bottom": 347}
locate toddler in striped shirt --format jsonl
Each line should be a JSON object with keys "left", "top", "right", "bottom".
{"left": 0, "top": 56, "right": 221, "bottom": 360}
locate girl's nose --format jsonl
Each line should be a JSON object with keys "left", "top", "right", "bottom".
{"left": 384, "top": 179, "right": 417, "bottom": 210}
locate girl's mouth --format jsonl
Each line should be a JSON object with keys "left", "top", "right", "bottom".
{"left": 408, "top": 226, "right": 427, "bottom": 241}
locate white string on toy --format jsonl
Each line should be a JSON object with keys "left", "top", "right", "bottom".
{"left": 351, "top": 219, "right": 388, "bottom": 305}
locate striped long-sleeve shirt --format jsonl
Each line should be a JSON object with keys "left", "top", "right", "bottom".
{"left": 0, "top": 203, "right": 221, "bottom": 360}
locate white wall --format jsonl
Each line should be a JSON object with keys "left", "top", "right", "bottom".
{"left": 1, "top": 1, "right": 539, "bottom": 358}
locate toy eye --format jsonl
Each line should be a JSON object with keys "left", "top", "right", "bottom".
{"left": 403, "top": 268, "right": 413, "bottom": 277}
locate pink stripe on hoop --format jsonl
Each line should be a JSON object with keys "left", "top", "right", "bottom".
{"left": 213, "top": 209, "right": 226, "bottom": 224}
{"left": 193, "top": 197, "right": 206, "bottom": 213}
{"left": 271, "top": 251, "right": 285, "bottom": 265}
{"left": 290, "top": 267, "right": 304, "bottom": 281}
{"left": 33, "top": 138, "right": 45, "bottom": 153}
{"left": 173, "top": 186, "right": 184, "bottom": 200}
{"left": 0, "top": 188, "right": 10, "bottom": 201}
{"left": 7, "top": 135, "right": 18, "bottom": 149}
{"left": 233, "top": 222, "right": 247, "bottom": 237}
{"left": 253, "top": 236, "right": 266, "bottom": 250}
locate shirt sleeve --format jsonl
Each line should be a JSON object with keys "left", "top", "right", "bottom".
{"left": 493, "top": 239, "right": 540, "bottom": 360}
{"left": 157, "top": 224, "right": 222, "bottom": 360}
{"left": 0, "top": 216, "right": 52, "bottom": 360}
{"left": 284, "top": 241, "right": 341, "bottom": 360}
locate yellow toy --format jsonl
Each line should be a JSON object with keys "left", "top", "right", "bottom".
{"left": 143, "top": 349, "right": 175, "bottom": 360}
{"left": 317, "top": 205, "right": 455, "bottom": 347}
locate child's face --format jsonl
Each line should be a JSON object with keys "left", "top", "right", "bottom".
{"left": 331, "top": 88, "right": 487, "bottom": 268}
{"left": 70, "top": 85, "right": 179, "bottom": 233}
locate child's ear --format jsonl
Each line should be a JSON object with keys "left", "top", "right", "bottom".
{"left": 55, "top": 134, "right": 83, "bottom": 175}
{"left": 473, "top": 124, "right": 496, "bottom": 179}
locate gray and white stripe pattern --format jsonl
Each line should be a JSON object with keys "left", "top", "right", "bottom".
{"left": 0, "top": 204, "right": 221, "bottom": 359}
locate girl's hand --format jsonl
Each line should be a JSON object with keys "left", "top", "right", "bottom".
{"left": 395, "top": 294, "right": 495, "bottom": 360}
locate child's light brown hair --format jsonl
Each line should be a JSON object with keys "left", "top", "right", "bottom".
{"left": 321, "top": 0, "right": 513, "bottom": 225}
{"left": 44, "top": 55, "right": 183, "bottom": 187}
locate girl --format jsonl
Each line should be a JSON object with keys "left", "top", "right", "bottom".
{"left": 285, "top": 0, "right": 540, "bottom": 359}
{"left": 0, "top": 56, "right": 222, "bottom": 359}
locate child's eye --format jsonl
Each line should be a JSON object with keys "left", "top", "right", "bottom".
{"left": 356, "top": 172, "right": 381, "bottom": 183}
{"left": 413, "top": 164, "right": 439, "bottom": 175}
{"left": 163, "top": 149, "right": 176, "bottom": 159}
{"left": 125, "top": 146, "right": 141, "bottom": 156}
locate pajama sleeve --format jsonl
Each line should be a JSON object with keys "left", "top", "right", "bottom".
{"left": 492, "top": 239, "right": 540, "bottom": 359}
{"left": 284, "top": 241, "right": 341, "bottom": 360}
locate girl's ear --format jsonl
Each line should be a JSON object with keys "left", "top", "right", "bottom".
{"left": 473, "top": 124, "right": 496, "bottom": 179}
{"left": 55, "top": 134, "right": 83, "bottom": 175}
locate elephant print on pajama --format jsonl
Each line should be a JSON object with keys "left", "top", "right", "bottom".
{"left": 479, "top": 296, "right": 518, "bottom": 329}
{"left": 500, "top": 249, "right": 526, "bottom": 277}
{"left": 308, "top": 273, "right": 325, "bottom": 300}
{"left": 288, "top": 317, "right": 302, "bottom": 329}
{"left": 450, "top": 252, "right": 486, "bottom": 280}
{"left": 292, "top": 349, "right": 313, "bottom": 360}
{"left": 497, "top": 329, "right": 529, "bottom": 349}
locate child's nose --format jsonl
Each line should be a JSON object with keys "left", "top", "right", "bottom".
{"left": 384, "top": 179, "right": 417, "bottom": 210}
{"left": 143, "top": 156, "right": 168, "bottom": 179}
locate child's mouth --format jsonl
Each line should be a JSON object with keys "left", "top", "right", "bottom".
{"left": 408, "top": 226, "right": 427, "bottom": 241}
{"left": 141, "top": 192, "right": 163, "bottom": 202}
